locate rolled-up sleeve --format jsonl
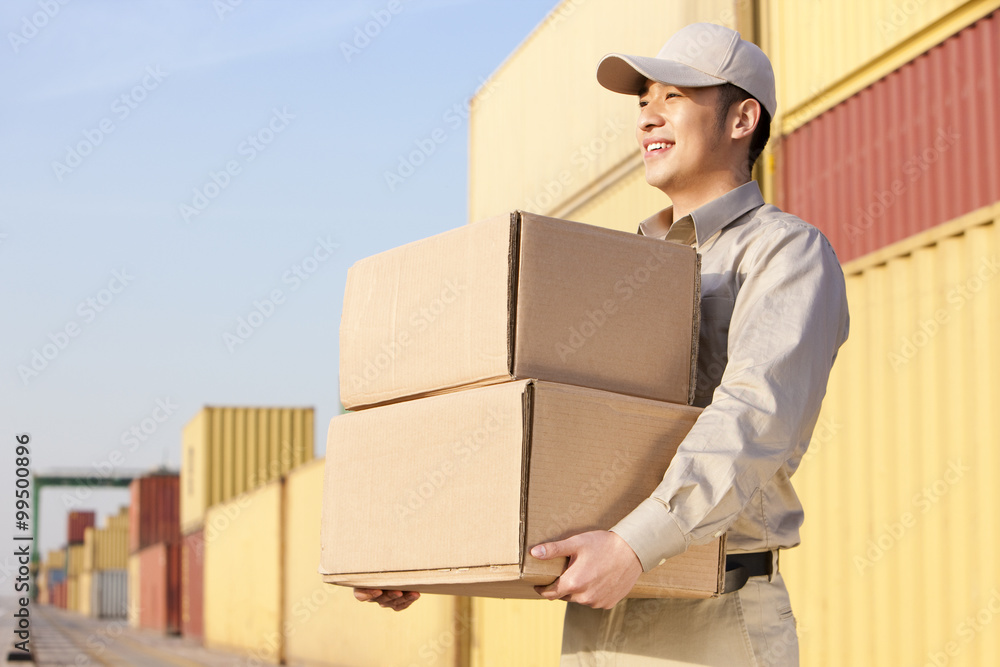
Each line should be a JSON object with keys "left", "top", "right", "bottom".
{"left": 611, "top": 219, "right": 850, "bottom": 572}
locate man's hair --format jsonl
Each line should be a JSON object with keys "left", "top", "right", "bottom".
{"left": 715, "top": 83, "right": 771, "bottom": 177}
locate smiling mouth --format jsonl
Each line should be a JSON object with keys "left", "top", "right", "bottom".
{"left": 645, "top": 141, "right": 674, "bottom": 155}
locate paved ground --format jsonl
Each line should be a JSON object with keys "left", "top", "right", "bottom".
{"left": 2, "top": 599, "right": 269, "bottom": 666}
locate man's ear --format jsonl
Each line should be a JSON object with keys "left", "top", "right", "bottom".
{"left": 730, "top": 97, "right": 761, "bottom": 141}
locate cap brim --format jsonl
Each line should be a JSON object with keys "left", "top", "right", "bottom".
{"left": 597, "top": 53, "right": 726, "bottom": 95}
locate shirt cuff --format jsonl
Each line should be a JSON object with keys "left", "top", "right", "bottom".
{"left": 609, "top": 497, "right": 688, "bottom": 572}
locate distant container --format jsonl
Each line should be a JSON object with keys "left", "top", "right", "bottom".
{"left": 67, "top": 575, "right": 79, "bottom": 612}
{"left": 137, "top": 541, "right": 181, "bottom": 634}
{"left": 78, "top": 572, "right": 93, "bottom": 616}
{"left": 83, "top": 526, "right": 128, "bottom": 571}
{"left": 90, "top": 570, "right": 127, "bottom": 619}
{"left": 46, "top": 548, "right": 67, "bottom": 571}
{"left": 128, "top": 554, "right": 140, "bottom": 628}
{"left": 68, "top": 511, "right": 96, "bottom": 544}
{"left": 48, "top": 568, "right": 67, "bottom": 586}
{"left": 129, "top": 474, "right": 180, "bottom": 553}
{"left": 181, "top": 530, "right": 204, "bottom": 639}
{"left": 51, "top": 581, "right": 67, "bottom": 609}
{"left": 106, "top": 506, "right": 129, "bottom": 532}
{"left": 66, "top": 544, "right": 85, "bottom": 577}
{"left": 181, "top": 406, "right": 314, "bottom": 533}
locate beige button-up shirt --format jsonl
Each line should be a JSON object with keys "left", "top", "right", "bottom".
{"left": 610, "top": 180, "right": 850, "bottom": 571}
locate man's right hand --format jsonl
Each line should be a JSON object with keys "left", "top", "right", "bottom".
{"left": 353, "top": 588, "right": 420, "bottom": 611}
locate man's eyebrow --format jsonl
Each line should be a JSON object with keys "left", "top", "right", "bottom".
{"left": 638, "top": 85, "right": 649, "bottom": 98}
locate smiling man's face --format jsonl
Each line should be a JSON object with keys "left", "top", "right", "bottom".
{"left": 636, "top": 79, "right": 730, "bottom": 198}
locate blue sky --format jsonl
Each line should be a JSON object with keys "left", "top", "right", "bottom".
{"left": 0, "top": 0, "right": 558, "bottom": 558}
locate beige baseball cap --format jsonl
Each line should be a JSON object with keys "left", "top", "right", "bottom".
{"left": 596, "top": 22, "right": 777, "bottom": 118}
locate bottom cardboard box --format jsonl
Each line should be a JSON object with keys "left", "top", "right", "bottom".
{"left": 320, "top": 380, "right": 724, "bottom": 599}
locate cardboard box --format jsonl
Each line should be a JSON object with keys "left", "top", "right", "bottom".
{"left": 320, "top": 380, "right": 724, "bottom": 599}
{"left": 340, "top": 211, "right": 700, "bottom": 410}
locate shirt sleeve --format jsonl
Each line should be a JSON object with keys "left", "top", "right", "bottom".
{"left": 610, "top": 220, "right": 850, "bottom": 571}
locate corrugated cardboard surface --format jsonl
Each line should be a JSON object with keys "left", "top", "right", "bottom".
{"left": 512, "top": 213, "right": 699, "bottom": 406}
{"left": 340, "top": 214, "right": 513, "bottom": 410}
{"left": 340, "top": 212, "right": 699, "bottom": 411}
{"left": 320, "top": 380, "right": 722, "bottom": 599}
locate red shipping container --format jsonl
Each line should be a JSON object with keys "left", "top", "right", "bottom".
{"left": 129, "top": 475, "right": 180, "bottom": 553}
{"left": 67, "top": 511, "right": 95, "bottom": 544}
{"left": 181, "top": 530, "right": 204, "bottom": 639}
{"left": 52, "top": 581, "right": 67, "bottom": 608}
{"left": 138, "top": 541, "right": 181, "bottom": 635}
{"left": 779, "top": 12, "right": 1000, "bottom": 263}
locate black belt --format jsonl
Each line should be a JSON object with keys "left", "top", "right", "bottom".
{"left": 724, "top": 550, "right": 776, "bottom": 593}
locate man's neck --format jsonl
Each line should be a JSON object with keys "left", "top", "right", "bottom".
{"left": 667, "top": 175, "right": 750, "bottom": 223}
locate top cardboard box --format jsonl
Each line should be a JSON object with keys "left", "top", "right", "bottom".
{"left": 340, "top": 211, "right": 700, "bottom": 410}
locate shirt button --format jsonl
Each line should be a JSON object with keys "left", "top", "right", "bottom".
{"left": 714, "top": 530, "right": 724, "bottom": 538}
{"left": 658, "top": 558, "right": 667, "bottom": 566}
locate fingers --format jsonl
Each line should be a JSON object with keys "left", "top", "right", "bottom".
{"left": 353, "top": 588, "right": 420, "bottom": 611}
{"left": 530, "top": 536, "right": 575, "bottom": 560}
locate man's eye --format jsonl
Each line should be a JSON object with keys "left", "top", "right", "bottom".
{"left": 666, "top": 93, "right": 680, "bottom": 99}
{"left": 638, "top": 100, "right": 648, "bottom": 108}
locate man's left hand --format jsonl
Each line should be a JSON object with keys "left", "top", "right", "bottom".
{"left": 532, "top": 530, "right": 643, "bottom": 609}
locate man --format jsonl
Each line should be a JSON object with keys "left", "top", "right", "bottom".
{"left": 358, "top": 22, "right": 849, "bottom": 666}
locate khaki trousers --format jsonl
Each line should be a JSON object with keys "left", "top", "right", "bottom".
{"left": 560, "top": 573, "right": 799, "bottom": 667}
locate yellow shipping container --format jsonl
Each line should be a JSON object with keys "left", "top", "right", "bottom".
{"left": 83, "top": 526, "right": 129, "bottom": 571}
{"left": 181, "top": 406, "right": 314, "bottom": 534}
{"left": 127, "top": 554, "right": 141, "bottom": 628}
{"left": 46, "top": 548, "right": 67, "bottom": 571}
{"left": 67, "top": 575, "right": 79, "bottom": 613}
{"left": 782, "top": 204, "right": 1000, "bottom": 666}
{"left": 66, "top": 544, "right": 85, "bottom": 577}
{"left": 106, "top": 506, "right": 129, "bottom": 532}
{"left": 78, "top": 571, "right": 93, "bottom": 617}
{"left": 471, "top": 598, "right": 564, "bottom": 667}
{"left": 203, "top": 479, "right": 284, "bottom": 661}
{"left": 283, "top": 459, "right": 464, "bottom": 667}
{"left": 764, "top": 0, "right": 1000, "bottom": 133}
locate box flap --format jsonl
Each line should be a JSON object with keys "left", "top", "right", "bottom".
{"left": 519, "top": 381, "right": 722, "bottom": 595}
{"left": 339, "top": 215, "right": 514, "bottom": 410}
{"left": 513, "top": 213, "right": 699, "bottom": 405}
{"left": 320, "top": 381, "right": 531, "bottom": 575}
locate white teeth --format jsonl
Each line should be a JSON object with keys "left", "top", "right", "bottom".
{"left": 646, "top": 142, "right": 670, "bottom": 152}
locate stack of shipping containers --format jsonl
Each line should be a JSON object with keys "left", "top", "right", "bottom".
{"left": 180, "top": 406, "right": 313, "bottom": 656}
{"left": 64, "top": 510, "right": 94, "bottom": 615}
{"left": 79, "top": 507, "right": 128, "bottom": 618}
{"left": 128, "top": 473, "right": 181, "bottom": 634}
{"left": 35, "top": 548, "right": 67, "bottom": 608}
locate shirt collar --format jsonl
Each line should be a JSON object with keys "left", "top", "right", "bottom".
{"left": 637, "top": 181, "right": 765, "bottom": 247}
